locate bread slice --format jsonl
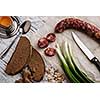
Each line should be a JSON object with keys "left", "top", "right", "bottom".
{"left": 27, "top": 48, "right": 45, "bottom": 82}
{"left": 5, "top": 36, "right": 45, "bottom": 82}
{"left": 15, "top": 47, "right": 45, "bottom": 83}
{"left": 5, "top": 36, "right": 31, "bottom": 75}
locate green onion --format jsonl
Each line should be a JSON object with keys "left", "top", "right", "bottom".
{"left": 68, "top": 43, "right": 94, "bottom": 83}
{"left": 56, "top": 42, "right": 94, "bottom": 83}
{"left": 56, "top": 44, "right": 80, "bottom": 83}
{"left": 62, "top": 42, "right": 87, "bottom": 82}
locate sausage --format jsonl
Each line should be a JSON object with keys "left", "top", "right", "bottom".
{"left": 38, "top": 37, "right": 49, "bottom": 48}
{"left": 55, "top": 18, "right": 100, "bottom": 39}
{"left": 46, "top": 33, "right": 56, "bottom": 42}
{"left": 44, "top": 48, "right": 56, "bottom": 57}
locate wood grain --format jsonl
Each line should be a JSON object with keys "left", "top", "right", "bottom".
{"left": 0, "top": 16, "right": 100, "bottom": 82}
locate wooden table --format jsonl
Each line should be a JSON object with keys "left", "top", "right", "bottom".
{"left": 0, "top": 16, "right": 100, "bottom": 83}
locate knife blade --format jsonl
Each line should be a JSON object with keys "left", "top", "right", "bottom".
{"left": 72, "top": 32, "right": 100, "bottom": 71}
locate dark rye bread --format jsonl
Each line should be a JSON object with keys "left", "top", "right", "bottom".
{"left": 27, "top": 48, "right": 45, "bottom": 82}
{"left": 5, "top": 36, "right": 31, "bottom": 75}
{"left": 15, "top": 47, "right": 45, "bottom": 83}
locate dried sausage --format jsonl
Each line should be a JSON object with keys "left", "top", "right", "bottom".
{"left": 55, "top": 18, "right": 100, "bottom": 39}
{"left": 44, "top": 48, "right": 56, "bottom": 56}
{"left": 46, "top": 33, "right": 56, "bottom": 42}
{"left": 38, "top": 37, "right": 49, "bottom": 48}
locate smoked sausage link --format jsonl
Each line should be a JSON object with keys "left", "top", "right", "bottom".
{"left": 55, "top": 18, "right": 100, "bottom": 39}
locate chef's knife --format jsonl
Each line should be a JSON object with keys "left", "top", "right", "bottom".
{"left": 72, "top": 32, "right": 100, "bottom": 71}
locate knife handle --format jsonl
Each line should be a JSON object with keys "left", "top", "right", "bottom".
{"left": 91, "top": 57, "right": 100, "bottom": 71}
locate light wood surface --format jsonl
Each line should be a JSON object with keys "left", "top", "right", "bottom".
{"left": 0, "top": 16, "right": 100, "bottom": 83}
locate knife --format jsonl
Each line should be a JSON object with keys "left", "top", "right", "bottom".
{"left": 72, "top": 32, "right": 100, "bottom": 71}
